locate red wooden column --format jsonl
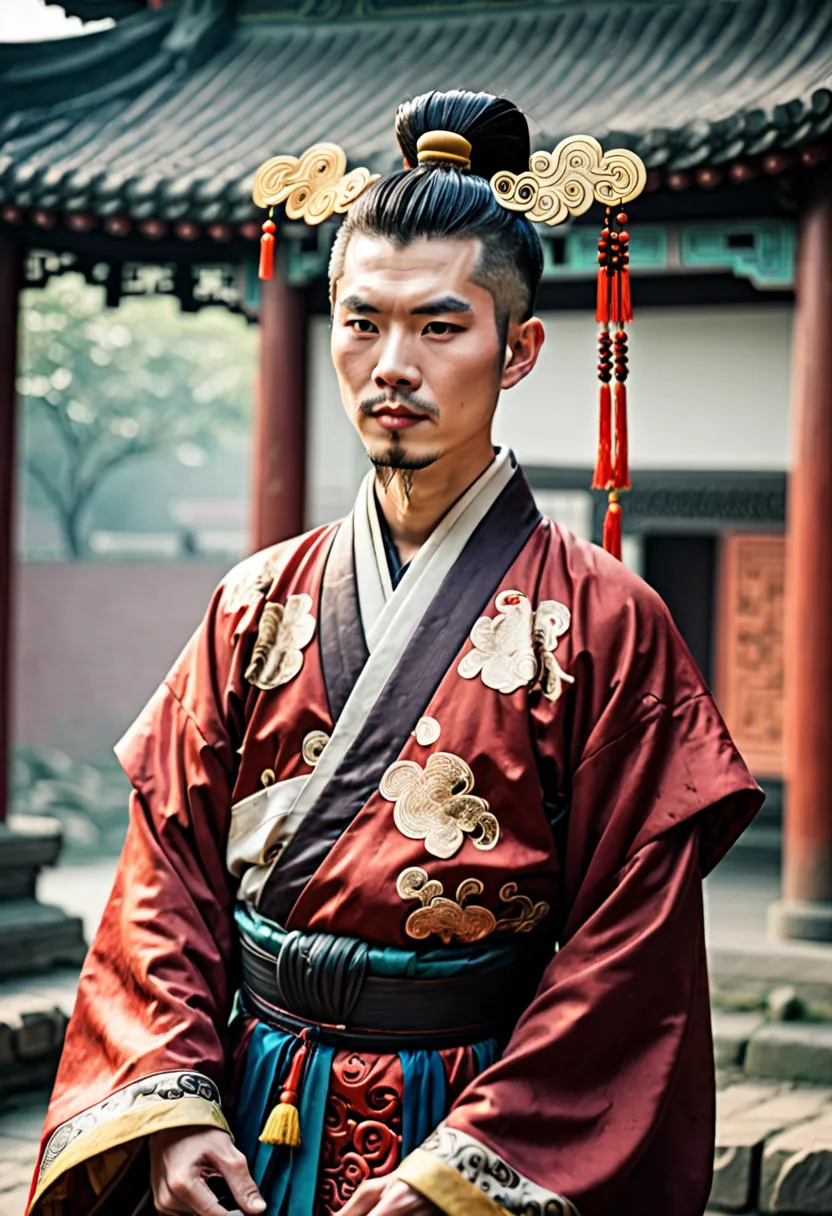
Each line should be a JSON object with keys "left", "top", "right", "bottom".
{"left": 0, "top": 229, "right": 22, "bottom": 825}
{"left": 251, "top": 258, "right": 308, "bottom": 550}
{"left": 773, "top": 167, "right": 832, "bottom": 942}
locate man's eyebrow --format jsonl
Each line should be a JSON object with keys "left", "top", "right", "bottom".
{"left": 410, "top": 296, "right": 472, "bottom": 316}
{"left": 339, "top": 294, "right": 378, "bottom": 314}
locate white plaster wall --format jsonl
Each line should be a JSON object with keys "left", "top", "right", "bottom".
{"left": 307, "top": 317, "right": 368, "bottom": 527}
{"left": 494, "top": 305, "right": 794, "bottom": 471}
{"left": 306, "top": 305, "right": 794, "bottom": 525}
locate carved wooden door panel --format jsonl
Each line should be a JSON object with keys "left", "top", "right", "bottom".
{"left": 716, "top": 533, "right": 785, "bottom": 778}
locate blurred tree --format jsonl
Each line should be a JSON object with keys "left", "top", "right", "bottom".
{"left": 17, "top": 274, "right": 254, "bottom": 558}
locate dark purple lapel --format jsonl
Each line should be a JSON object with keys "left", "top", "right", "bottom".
{"left": 318, "top": 514, "right": 369, "bottom": 726}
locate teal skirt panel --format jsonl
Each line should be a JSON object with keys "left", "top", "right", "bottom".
{"left": 233, "top": 1017, "right": 497, "bottom": 1215}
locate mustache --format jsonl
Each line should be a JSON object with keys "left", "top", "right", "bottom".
{"left": 358, "top": 389, "right": 440, "bottom": 420}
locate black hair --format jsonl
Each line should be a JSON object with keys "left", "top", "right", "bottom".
{"left": 329, "top": 89, "right": 544, "bottom": 330}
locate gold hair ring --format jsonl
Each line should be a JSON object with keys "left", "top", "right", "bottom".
{"left": 416, "top": 130, "right": 472, "bottom": 169}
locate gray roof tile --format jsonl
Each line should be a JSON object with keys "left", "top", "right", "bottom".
{"left": 0, "top": 0, "right": 830, "bottom": 221}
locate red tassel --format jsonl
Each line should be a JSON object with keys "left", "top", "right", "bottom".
{"left": 619, "top": 267, "right": 632, "bottom": 324}
{"left": 613, "top": 381, "right": 630, "bottom": 490}
{"left": 595, "top": 269, "right": 610, "bottom": 323}
{"left": 259, "top": 1029, "right": 309, "bottom": 1146}
{"left": 591, "top": 383, "right": 613, "bottom": 489}
{"left": 603, "top": 494, "right": 622, "bottom": 560}
{"left": 259, "top": 218, "right": 276, "bottom": 280}
{"left": 280, "top": 1031, "right": 309, "bottom": 1105}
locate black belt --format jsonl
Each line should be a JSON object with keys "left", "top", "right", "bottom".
{"left": 239, "top": 931, "right": 548, "bottom": 1050}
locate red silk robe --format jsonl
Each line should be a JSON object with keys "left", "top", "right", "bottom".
{"left": 28, "top": 458, "right": 762, "bottom": 1216}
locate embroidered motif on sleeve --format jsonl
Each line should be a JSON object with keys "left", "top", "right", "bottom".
{"left": 244, "top": 594, "right": 316, "bottom": 691}
{"left": 38, "top": 1071, "right": 222, "bottom": 1182}
{"left": 458, "top": 590, "right": 574, "bottom": 702}
{"left": 419, "top": 1123, "right": 580, "bottom": 1216}
{"left": 380, "top": 753, "right": 499, "bottom": 859}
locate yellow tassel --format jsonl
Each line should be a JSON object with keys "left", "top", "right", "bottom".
{"left": 259, "top": 1101, "right": 301, "bottom": 1147}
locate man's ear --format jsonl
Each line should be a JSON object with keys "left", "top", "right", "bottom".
{"left": 501, "top": 317, "right": 545, "bottom": 390}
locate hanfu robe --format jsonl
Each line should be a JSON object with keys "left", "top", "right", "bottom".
{"left": 28, "top": 448, "right": 762, "bottom": 1216}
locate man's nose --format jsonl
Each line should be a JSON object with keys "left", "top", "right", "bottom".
{"left": 372, "top": 334, "right": 421, "bottom": 392}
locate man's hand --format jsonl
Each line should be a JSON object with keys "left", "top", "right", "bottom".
{"left": 149, "top": 1126, "right": 266, "bottom": 1216}
{"left": 340, "top": 1178, "right": 439, "bottom": 1216}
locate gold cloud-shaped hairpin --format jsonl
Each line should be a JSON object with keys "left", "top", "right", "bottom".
{"left": 253, "top": 142, "right": 379, "bottom": 277}
{"left": 252, "top": 135, "right": 646, "bottom": 275}
{"left": 490, "top": 134, "right": 646, "bottom": 224}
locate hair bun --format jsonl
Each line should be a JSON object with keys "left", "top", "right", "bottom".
{"left": 396, "top": 90, "right": 530, "bottom": 182}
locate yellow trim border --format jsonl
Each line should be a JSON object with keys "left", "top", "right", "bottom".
{"left": 29, "top": 1096, "right": 229, "bottom": 1215}
{"left": 397, "top": 1149, "right": 507, "bottom": 1216}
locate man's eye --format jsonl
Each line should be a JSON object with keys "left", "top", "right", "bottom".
{"left": 424, "top": 321, "right": 463, "bottom": 336}
{"left": 347, "top": 318, "right": 378, "bottom": 334}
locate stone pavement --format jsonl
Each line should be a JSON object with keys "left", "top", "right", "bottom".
{"left": 0, "top": 1089, "right": 49, "bottom": 1216}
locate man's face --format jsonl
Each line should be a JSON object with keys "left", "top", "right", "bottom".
{"left": 330, "top": 234, "right": 508, "bottom": 471}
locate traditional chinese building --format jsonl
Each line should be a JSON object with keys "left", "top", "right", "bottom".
{"left": 1, "top": 0, "right": 831, "bottom": 941}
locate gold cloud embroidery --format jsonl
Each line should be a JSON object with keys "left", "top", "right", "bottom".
{"left": 458, "top": 590, "right": 575, "bottom": 703}
{"left": 495, "top": 882, "right": 550, "bottom": 933}
{"left": 302, "top": 730, "right": 330, "bottom": 767}
{"left": 220, "top": 551, "right": 283, "bottom": 614}
{"left": 397, "top": 869, "right": 551, "bottom": 943}
{"left": 397, "top": 868, "right": 496, "bottom": 944}
{"left": 245, "top": 594, "right": 315, "bottom": 691}
{"left": 380, "top": 752, "right": 499, "bottom": 859}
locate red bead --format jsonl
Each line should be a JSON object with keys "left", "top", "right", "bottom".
{"left": 597, "top": 252, "right": 607, "bottom": 264}
{"left": 601, "top": 228, "right": 610, "bottom": 240}
{"left": 619, "top": 231, "right": 629, "bottom": 243}
{"left": 617, "top": 212, "right": 628, "bottom": 224}
{"left": 801, "top": 146, "right": 830, "bottom": 169}
{"left": 262, "top": 218, "right": 276, "bottom": 234}
{"left": 105, "top": 215, "right": 132, "bottom": 237}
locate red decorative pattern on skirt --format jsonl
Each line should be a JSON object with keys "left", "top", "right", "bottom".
{"left": 315, "top": 1050, "right": 404, "bottom": 1215}
{"left": 314, "top": 1042, "right": 487, "bottom": 1214}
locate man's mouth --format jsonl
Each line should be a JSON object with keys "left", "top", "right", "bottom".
{"left": 371, "top": 402, "right": 430, "bottom": 431}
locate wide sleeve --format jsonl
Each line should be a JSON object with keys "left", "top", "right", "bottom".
{"left": 28, "top": 573, "right": 253, "bottom": 1216}
{"left": 398, "top": 549, "right": 764, "bottom": 1216}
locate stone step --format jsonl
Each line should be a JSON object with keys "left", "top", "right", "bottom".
{"left": 0, "top": 969, "right": 79, "bottom": 1102}
{"left": 0, "top": 900, "right": 86, "bottom": 980}
{"left": 746, "top": 1023, "right": 832, "bottom": 1086}
{"left": 710, "top": 940, "right": 832, "bottom": 1018}
{"left": 712, "top": 1082, "right": 832, "bottom": 1213}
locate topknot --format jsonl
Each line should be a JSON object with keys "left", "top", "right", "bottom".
{"left": 396, "top": 90, "right": 531, "bottom": 183}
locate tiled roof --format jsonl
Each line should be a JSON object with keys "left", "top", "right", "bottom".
{"left": 1, "top": 0, "right": 831, "bottom": 223}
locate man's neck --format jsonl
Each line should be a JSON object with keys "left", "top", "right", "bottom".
{"left": 373, "top": 438, "right": 497, "bottom": 565}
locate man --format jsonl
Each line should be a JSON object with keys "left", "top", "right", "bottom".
{"left": 29, "top": 90, "right": 761, "bottom": 1216}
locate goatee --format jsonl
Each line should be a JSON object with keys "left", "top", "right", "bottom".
{"left": 370, "top": 441, "right": 439, "bottom": 508}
